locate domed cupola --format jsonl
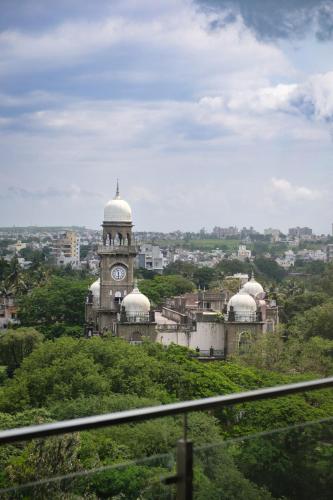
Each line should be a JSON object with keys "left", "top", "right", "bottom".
{"left": 227, "top": 288, "right": 257, "bottom": 322}
{"left": 89, "top": 278, "right": 100, "bottom": 307}
{"left": 104, "top": 181, "right": 132, "bottom": 223}
{"left": 242, "top": 272, "right": 265, "bottom": 298}
{"left": 122, "top": 283, "right": 150, "bottom": 322}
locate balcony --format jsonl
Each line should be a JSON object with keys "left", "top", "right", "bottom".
{"left": 155, "top": 323, "right": 196, "bottom": 333}
{"left": 0, "top": 377, "right": 332, "bottom": 499}
{"left": 97, "top": 244, "right": 137, "bottom": 255}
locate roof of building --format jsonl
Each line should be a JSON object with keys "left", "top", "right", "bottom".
{"left": 242, "top": 273, "right": 264, "bottom": 298}
{"left": 89, "top": 278, "right": 100, "bottom": 297}
{"left": 227, "top": 288, "right": 257, "bottom": 313}
{"left": 104, "top": 182, "right": 132, "bottom": 223}
{"left": 122, "top": 285, "right": 150, "bottom": 314}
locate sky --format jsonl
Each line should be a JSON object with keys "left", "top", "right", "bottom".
{"left": 0, "top": 0, "right": 333, "bottom": 233}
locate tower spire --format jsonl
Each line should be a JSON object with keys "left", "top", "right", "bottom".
{"left": 116, "top": 179, "right": 120, "bottom": 197}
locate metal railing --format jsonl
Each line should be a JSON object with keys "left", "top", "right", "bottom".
{"left": 155, "top": 323, "right": 196, "bottom": 332}
{"left": 0, "top": 377, "right": 332, "bottom": 499}
{"left": 191, "top": 349, "right": 225, "bottom": 358}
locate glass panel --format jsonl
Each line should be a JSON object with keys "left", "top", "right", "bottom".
{"left": 0, "top": 434, "right": 175, "bottom": 499}
{"left": 193, "top": 417, "right": 333, "bottom": 500}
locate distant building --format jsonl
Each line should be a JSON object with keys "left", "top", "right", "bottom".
{"left": 264, "top": 228, "right": 281, "bottom": 242}
{"left": 276, "top": 250, "right": 295, "bottom": 269}
{"left": 212, "top": 226, "right": 238, "bottom": 239}
{"left": 237, "top": 245, "right": 251, "bottom": 261}
{"left": 136, "top": 244, "right": 165, "bottom": 273}
{"left": 52, "top": 231, "right": 80, "bottom": 267}
{"left": 326, "top": 244, "right": 333, "bottom": 262}
{"left": 288, "top": 227, "right": 313, "bottom": 239}
{"left": 0, "top": 295, "right": 19, "bottom": 329}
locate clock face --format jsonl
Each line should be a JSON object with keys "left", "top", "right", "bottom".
{"left": 111, "top": 265, "right": 127, "bottom": 281}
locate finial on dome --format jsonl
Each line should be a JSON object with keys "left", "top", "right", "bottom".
{"left": 251, "top": 270, "right": 255, "bottom": 280}
{"left": 116, "top": 179, "right": 120, "bottom": 198}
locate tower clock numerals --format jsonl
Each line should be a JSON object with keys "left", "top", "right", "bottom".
{"left": 111, "top": 266, "right": 127, "bottom": 281}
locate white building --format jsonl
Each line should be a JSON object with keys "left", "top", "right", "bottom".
{"left": 237, "top": 245, "right": 252, "bottom": 261}
{"left": 136, "top": 244, "right": 166, "bottom": 272}
{"left": 276, "top": 250, "right": 295, "bottom": 269}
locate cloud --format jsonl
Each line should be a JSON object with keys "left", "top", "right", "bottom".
{"left": 2, "top": 185, "right": 103, "bottom": 201}
{"left": 0, "top": 0, "right": 332, "bottom": 232}
{"left": 197, "top": 0, "right": 333, "bottom": 41}
{"left": 199, "top": 70, "right": 333, "bottom": 140}
{"left": 0, "top": 2, "right": 291, "bottom": 99}
{"left": 270, "top": 178, "right": 321, "bottom": 202}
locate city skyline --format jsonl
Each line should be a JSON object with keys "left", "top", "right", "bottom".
{"left": 0, "top": 0, "right": 332, "bottom": 232}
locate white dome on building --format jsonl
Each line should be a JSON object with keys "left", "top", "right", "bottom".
{"left": 227, "top": 289, "right": 257, "bottom": 322}
{"left": 242, "top": 273, "right": 264, "bottom": 298}
{"left": 89, "top": 278, "right": 100, "bottom": 298}
{"left": 104, "top": 183, "right": 132, "bottom": 223}
{"left": 122, "top": 285, "right": 150, "bottom": 315}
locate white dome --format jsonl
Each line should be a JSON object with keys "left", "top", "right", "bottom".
{"left": 122, "top": 286, "right": 150, "bottom": 314}
{"left": 242, "top": 274, "right": 264, "bottom": 298}
{"left": 104, "top": 194, "right": 132, "bottom": 223}
{"left": 89, "top": 278, "right": 100, "bottom": 298}
{"left": 227, "top": 289, "right": 257, "bottom": 322}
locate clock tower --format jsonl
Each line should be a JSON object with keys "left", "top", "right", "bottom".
{"left": 97, "top": 182, "right": 137, "bottom": 333}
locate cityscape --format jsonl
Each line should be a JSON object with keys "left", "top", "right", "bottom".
{"left": 1, "top": 1, "right": 333, "bottom": 499}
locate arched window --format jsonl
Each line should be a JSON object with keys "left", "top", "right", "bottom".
{"left": 114, "top": 291, "right": 122, "bottom": 304}
{"left": 238, "top": 331, "right": 254, "bottom": 354}
{"left": 130, "top": 331, "right": 143, "bottom": 344}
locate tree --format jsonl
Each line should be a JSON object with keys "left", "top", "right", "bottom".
{"left": 254, "top": 257, "right": 286, "bottom": 282}
{"left": 163, "top": 261, "right": 196, "bottom": 278}
{"left": 5, "top": 434, "right": 81, "bottom": 499}
{"left": 139, "top": 275, "right": 195, "bottom": 306}
{"left": 283, "top": 291, "right": 328, "bottom": 323}
{"left": 289, "top": 299, "right": 333, "bottom": 340}
{"left": 193, "top": 267, "right": 216, "bottom": 289}
{"left": 0, "top": 328, "right": 43, "bottom": 377}
{"left": 17, "top": 276, "right": 90, "bottom": 331}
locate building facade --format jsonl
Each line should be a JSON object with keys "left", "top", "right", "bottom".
{"left": 52, "top": 231, "right": 80, "bottom": 267}
{"left": 85, "top": 184, "right": 156, "bottom": 337}
{"left": 85, "top": 184, "right": 278, "bottom": 357}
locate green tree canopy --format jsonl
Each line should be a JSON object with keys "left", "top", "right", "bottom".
{"left": 0, "top": 328, "right": 43, "bottom": 377}
{"left": 17, "top": 276, "right": 91, "bottom": 331}
{"left": 139, "top": 274, "right": 195, "bottom": 305}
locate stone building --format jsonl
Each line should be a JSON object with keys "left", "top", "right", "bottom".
{"left": 85, "top": 184, "right": 278, "bottom": 357}
{"left": 85, "top": 183, "right": 155, "bottom": 338}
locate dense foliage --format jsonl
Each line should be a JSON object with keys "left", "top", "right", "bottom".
{"left": 139, "top": 274, "right": 195, "bottom": 305}
{"left": 17, "top": 275, "right": 91, "bottom": 338}
{"left": 0, "top": 256, "right": 333, "bottom": 497}
{"left": 0, "top": 338, "right": 332, "bottom": 498}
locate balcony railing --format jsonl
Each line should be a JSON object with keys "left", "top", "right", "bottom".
{"left": 0, "top": 377, "right": 332, "bottom": 499}
{"left": 97, "top": 244, "right": 137, "bottom": 254}
{"left": 225, "top": 312, "right": 260, "bottom": 322}
{"left": 155, "top": 323, "right": 197, "bottom": 332}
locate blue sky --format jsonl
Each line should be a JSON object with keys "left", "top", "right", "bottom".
{"left": 0, "top": 0, "right": 332, "bottom": 233}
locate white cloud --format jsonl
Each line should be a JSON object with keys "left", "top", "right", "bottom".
{"left": 0, "top": 2, "right": 291, "bottom": 97}
{"left": 201, "top": 71, "right": 333, "bottom": 123}
{"left": 270, "top": 177, "right": 322, "bottom": 202}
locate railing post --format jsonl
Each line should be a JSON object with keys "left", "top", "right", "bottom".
{"left": 176, "top": 438, "right": 193, "bottom": 500}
